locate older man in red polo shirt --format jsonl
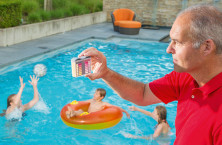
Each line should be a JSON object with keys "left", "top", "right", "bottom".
{"left": 78, "top": 5, "right": 222, "bottom": 145}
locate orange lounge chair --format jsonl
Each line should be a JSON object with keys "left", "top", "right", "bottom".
{"left": 118, "top": 21, "right": 141, "bottom": 35}
{"left": 111, "top": 8, "right": 136, "bottom": 32}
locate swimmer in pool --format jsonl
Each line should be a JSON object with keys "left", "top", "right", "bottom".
{"left": 0, "top": 76, "right": 39, "bottom": 120}
{"left": 66, "top": 88, "right": 130, "bottom": 118}
{"left": 125, "top": 105, "right": 170, "bottom": 139}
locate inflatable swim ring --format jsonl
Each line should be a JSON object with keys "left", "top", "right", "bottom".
{"left": 60, "top": 101, "right": 123, "bottom": 130}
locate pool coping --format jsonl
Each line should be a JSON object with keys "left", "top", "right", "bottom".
{"left": 0, "top": 22, "right": 170, "bottom": 69}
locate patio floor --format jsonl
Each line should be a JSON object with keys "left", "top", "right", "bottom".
{"left": 0, "top": 22, "right": 170, "bottom": 68}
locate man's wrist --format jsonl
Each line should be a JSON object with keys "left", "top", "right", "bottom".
{"left": 102, "top": 68, "right": 112, "bottom": 81}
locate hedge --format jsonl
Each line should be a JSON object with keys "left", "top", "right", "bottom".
{"left": 0, "top": 0, "right": 22, "bottom": 28}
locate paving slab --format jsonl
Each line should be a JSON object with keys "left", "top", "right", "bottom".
{"left": 0, "top": 22, "right": 170, "bottom": 69}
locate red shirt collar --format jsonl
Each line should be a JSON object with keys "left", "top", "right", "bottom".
{"left": 192, "top": 72, "right": 222, "bottom": 96}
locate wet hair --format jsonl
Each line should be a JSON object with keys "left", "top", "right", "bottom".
{"left": 177, "top": 4, "right": 222, "bottom": 53}
{"left": 96, "top": 88, "right": 106, "bottom": 98}
{"left": 7, "top": 94, "right": 16, "bottom": 108}
{"left": 155, "top": 105, "right": 167, "bottom": 125}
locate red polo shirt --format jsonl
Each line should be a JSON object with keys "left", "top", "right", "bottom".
{"left": 149, "top": 71, "right": 222, "bottom": 145}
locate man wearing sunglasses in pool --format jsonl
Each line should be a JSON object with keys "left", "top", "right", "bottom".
{"left": 78, "top": 4, "right": 222, "bottom": 145}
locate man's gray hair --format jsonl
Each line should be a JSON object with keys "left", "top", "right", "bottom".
{"left": 178, "top": 4, "right": 222, "bottom": 53}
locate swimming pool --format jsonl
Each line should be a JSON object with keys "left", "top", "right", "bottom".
{"left": 0, "top": 39, "right": 177, "bottom": 145}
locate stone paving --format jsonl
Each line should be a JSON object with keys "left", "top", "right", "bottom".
{"left": 0, "top": 22, "right": 170, "bottom": 69}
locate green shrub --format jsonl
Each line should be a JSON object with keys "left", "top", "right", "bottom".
{"left": 52, "top": 0, "right": 68, "bottom": 10}
{"left": 22, "top": 0, "right": 39, "bottom": 16}
{"left": 72, "top": 0, "right": 83, "bottom": 5}
{"left": 83, "top": 0, "right": 102, "bottom": 13}
{"left": 69, "top": 4, "right": 87, "bottom": 16}
{"left": 50, "top": 9, "right": 64, "bottom": 19}
{"left": 82, "top": 0, "right": 95, "bottom": 13}
{"left": 35, "top": 0, "right": 44, "bottom": 9}
{"left": 95, "top": 1, "right": 103, "bottom": 12}
{"left": 27, "top": 12, "right": 41, "bottom": 23}
{"left": 64, "top": 9, "right": 73, "bottom": 17}
{"left": 0, "top": 0, "right": 22, "bottom": 28}
{"left": 39, "top": 10, "right": 51, "bottom": 21}
{"left": 0, "top": 0, "right": 103, "bottom": 27}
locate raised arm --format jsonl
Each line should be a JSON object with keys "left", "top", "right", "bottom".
{"left": 129, "top": 106, "right": 154, "bottom": 118}
{"left": 14, "top": 76, "right": 25, "bottom": 106}
{"left": 78, "top": 48, "right": 162, "bottom": 106}
{"left": 22, "top": 75, "right": 39, "bottom": 112}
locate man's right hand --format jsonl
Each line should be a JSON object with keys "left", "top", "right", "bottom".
{"left": 78, "top": 47, "right": 109, "bottom": 80}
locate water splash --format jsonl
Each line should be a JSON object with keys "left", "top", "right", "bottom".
{"left": 5, "top": 107, "right": 23, "bottom": 121}
{"left": 115, "top": 118, "right": 143, "bottom": 137}
{"left": 32, "top": 93, "right": 50, "bottom": 114}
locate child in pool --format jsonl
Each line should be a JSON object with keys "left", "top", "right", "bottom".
{"left": 126, "top": 105, "right": 170, "bottom": 139}
{"left": 0, "top": 76, "right": 39, "bottom": 120}
{"left": 66, "top": 88, "right": 130, "bottom": 118}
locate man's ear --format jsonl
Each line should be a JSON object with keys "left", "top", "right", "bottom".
{"left": 202, "top": 39, "right": 216, "bottom": 55}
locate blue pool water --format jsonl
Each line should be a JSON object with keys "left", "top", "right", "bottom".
{"left": 0, "top": 39, "right": 177, "bottom": 145}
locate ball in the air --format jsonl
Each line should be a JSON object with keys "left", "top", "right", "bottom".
{"left": 33, "top": 64, "right": 47, "bottom": 77}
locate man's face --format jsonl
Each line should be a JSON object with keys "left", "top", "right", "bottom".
{"left": 167, "top": 14, "right": 204, "bottom": 73}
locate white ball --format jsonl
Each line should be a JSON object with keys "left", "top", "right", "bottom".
{"left": 33, "top": 64, "right": 47, "bottom": 77}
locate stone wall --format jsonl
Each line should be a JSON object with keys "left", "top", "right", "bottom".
{"left": 104, "top": 0, "right": 222, "bottom": 27}
{"left": 0, "top": 12, "right": 107, "bottom": 46}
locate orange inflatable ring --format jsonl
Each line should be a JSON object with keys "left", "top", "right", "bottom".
{"left": 60, "top": 100, "right": 123, "bottom": 130}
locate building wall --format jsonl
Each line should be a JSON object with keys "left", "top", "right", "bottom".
{"left": 104, "top": 0, "right": 222, "bottom": 27}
